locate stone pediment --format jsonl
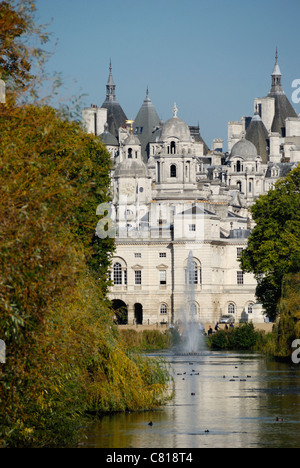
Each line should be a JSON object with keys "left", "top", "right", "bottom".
{"left": 131, "top": 264, "right": 143, "bottom": 270}
{"left": 156, "top": 264, "right": 168, "bottom": 270}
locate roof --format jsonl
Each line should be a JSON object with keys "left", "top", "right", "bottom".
{"left": 267, "top": 51, "right": 298, "bottom": 136}
{"left": 265, "top": 162, "right": 295, "bottom": 178}
{"left": 124, "top": 134, "right": 141, "bottom": 146}
{"left": 101, "top": 100, "right": 128, "bottom": 139}
{"left": 101, "top": 62, "right": 128, "bottom": 138}
{"left": 189, "top": 126, "right": 209, "bottom": 155}
{"left": 161, "top": 116, "right": 191, "bottom": 142}
{"left": 230, "top": 138, "right": 258, "bottom": 160}
{"left": 114, "top": 158, "right": 149, "bottom": 178}
{"left": 134, "top": 89, "right": 161, "bottom": 163}
{"left": 229, "top": 229, "right": 251, "bottom": 239}
{"left": 177, "top": 205, "right": 217, "bottom": 217}
{"left": 99, "top": 126, "right": 118, "bottom": 146}
{"left": 245, "top": 113, "right": 269, "bottom": 163}
{"left": 269, "top": 93, "right": 298, "bottom": 136}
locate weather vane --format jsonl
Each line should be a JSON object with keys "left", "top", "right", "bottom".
{"left": 126, "top": 118, "right": 135, "bottom": 134}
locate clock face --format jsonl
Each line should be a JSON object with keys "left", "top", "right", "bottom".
{"left": 122, "top": 182, "right": 135, "bottom": 197}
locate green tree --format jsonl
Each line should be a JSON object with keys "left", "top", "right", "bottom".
{"left": 0, "top": 1, "right": 170, "bottom": 448}
{"left": 272, "top": 273, "right": 300, "bottom": 358}
{"left": 0, "top": 0, "right": 50, "bottom": 99}
{"left": 240, "top": 165, "right": 300, "bottom": 320}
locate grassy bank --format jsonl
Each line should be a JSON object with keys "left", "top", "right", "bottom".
{"left": 119, "top": 328, "right": 181, "bottom": 352}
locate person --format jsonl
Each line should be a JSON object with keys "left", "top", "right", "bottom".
{"left": 208, "top": 326, "right": 213, "bottom": 336}
{"left": 225, "top": 324, "right": 229, "bottom": 330}
{"left": 214, "top": 322, "right": 219, "bottom": 332}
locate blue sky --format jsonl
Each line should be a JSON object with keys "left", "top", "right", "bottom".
{"left": 35, "top": 0, "right": 300, "bottom": 150}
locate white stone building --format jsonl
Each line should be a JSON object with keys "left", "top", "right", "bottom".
{"left": 83, "top": 53, "right": 299, "bottom": 326}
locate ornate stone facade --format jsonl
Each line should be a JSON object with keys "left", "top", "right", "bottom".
{"left": 83, "top": 53, "right": 299, "bottom": 326}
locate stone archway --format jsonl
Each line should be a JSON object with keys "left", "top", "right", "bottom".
{"left": 112, "top": 299, "right": 128, "bottom": 325}
{"left": 134, "top": 303, "right": 143, "bottom": 325}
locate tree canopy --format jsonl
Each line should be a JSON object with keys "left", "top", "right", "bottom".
{"left": 0, "top": 0, "right": 50, "bottom": 100}
{"left": 240, "top": 165, "right": 300, "bottom": 320}
{"left": 0, "top": 1, "right": 170, "bottom": 447}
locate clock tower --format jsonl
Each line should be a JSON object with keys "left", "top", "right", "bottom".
{"left": 113, "top": 131, "right": 152, "bottom": 235}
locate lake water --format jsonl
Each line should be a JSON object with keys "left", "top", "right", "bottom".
{"left": 80, "top": 350, "right": 300, "bottom": 449}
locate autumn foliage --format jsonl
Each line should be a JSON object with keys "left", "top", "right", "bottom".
{"left": 0, "top": 1, "right": 170, "bottom": 448}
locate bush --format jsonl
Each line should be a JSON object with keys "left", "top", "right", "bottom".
{"left": 208, "top": 323, "right": 260, "bottom": 350}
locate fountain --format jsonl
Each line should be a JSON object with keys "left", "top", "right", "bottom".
{"left": 177, "top": 251, "right": 206, "bottom": 355}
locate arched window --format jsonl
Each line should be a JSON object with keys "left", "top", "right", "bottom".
{"left": 190, "top": 303, "right": 197, "bottom": 317}
{"left": 113, "top": 263, "right": 122, "bottom": 285}
{"left": 170, "top": 141, "right": 176, "bottom": 154}
{"left": 128, "top": 148, "right": 133, "bottom": 159}
{"left": 228, "top": 303, "right": 235, "bottom": 314}
{"left": 160, "top": 304, "right": 167, "bottom": 315}
{"left": 170, "top": 164, "right": 177, "bottom": 178}
{"left": 237, "top": 181, "right": 242, "bottom": 192}
{"left": 185, "top": 261, "right": 201, "bottom": 285}
{"left": 237, "top": 160, "right": 241, "bottom": 172}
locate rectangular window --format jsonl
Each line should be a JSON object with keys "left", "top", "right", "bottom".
{"left": 113, "top": 264, "right": 122, "bottom": 285}
{"left": 135, "top": 270, "right": 142, "bottom": 285}
{"left": 159, "top": 252, "right": 167, "bottom": 257}
{"left": 237, "top": 248, "right": 243, "bottom": 259}
{"left": 160, "top": 270, "right": 167, "bottom": 285}
{"left": 134, "top": 253, "right": 141, "bottom": 258}
{"left": 189, "top": 224, "right": 196, "bottom": 231}
{"left": 237, "top": 271, "right": 244, "bottom": 285}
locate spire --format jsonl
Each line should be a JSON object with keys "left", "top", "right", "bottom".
{"left": 145, "top": 86, "right": 150, "bottom": 102}
{"left": 270, "top": 48, "right": 283, "bottom": 94}
{"left": 101, "top": 61, "right": 128, "bottom": 138}
{"left": 272, "top": 48, "right": 282, "bottom": 77}
{"left": 105, "top": 60, "right": 116, "bottom": 101}
{"left": 267, "top": 48, "right": 298, "bottom": 135}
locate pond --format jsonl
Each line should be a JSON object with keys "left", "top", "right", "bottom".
{"left": 80, "top": 350, "right": 300, "bottom": 449}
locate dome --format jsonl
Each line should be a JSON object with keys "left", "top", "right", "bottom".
{"left": 230, "top": 138, "right": 258, "bottom": 159}
{"left": 160, "top": 116, "right": 191, "bottom": 141}
{"left": 99, "top": 130, "right": 118, "bottom": 146}
{"left": 160, "top": 103, "right": 191, "bottom": 141}
{"left": 114, "top": 158, "right": 149, "bottom": 178}
{"left": 123, "top": 134, "right": 141, "bottom": 146}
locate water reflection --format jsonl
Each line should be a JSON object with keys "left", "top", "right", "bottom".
{"left": 80, "top": 351, "right": 300, "bottom": 448}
